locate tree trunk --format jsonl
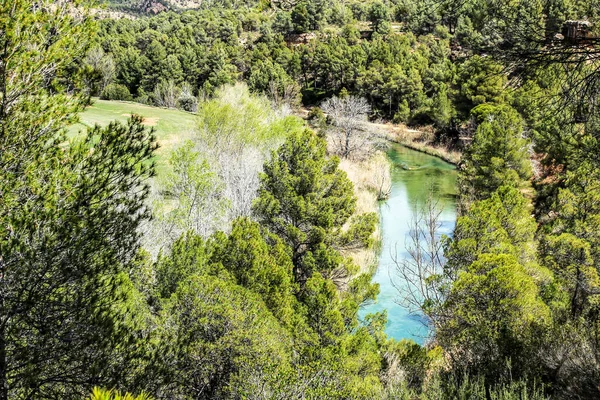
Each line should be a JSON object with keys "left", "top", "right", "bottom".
{"left": 0, "top": 327, "right": 8, "bottom": 400}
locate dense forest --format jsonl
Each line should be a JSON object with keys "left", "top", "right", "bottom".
{"left": 2, "top": 0, "right": 600, "bottom": 399}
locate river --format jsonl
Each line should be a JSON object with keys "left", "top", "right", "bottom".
{"left": 361, "top": 144, "right": 457, "bottom": 344}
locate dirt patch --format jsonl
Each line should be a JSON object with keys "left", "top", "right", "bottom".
{"left": 121, "top": 114, "right": 160, "bottom": 126}
{"left": 142, "top": 117, "right": 159, "bottom": 126}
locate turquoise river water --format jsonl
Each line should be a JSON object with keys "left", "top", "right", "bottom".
{"left": 360, "top": 144, "right": 457, "bottom": 344}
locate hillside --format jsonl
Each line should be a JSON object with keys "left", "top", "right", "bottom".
{"left": 69, "top": 99, "right": 198, "bottom": 158}
{"left": 105, "top": 0, "right": 258, "bottom": 13}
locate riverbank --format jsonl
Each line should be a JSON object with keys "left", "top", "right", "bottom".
{"left": 299, "top": 106, "right": 461, "bottom": 165}
{"left": 302, "top": 109, "right": 461, "bottom": 277}
{"left": 337, "top": 152, "right": 391, "bottom": 276}
{"left": 370, "top": 122, "right": 462, "bottom": 165}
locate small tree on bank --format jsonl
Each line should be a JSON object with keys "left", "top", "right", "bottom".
{"left": 321, "top": 95, "right": 373, "bottom": 160}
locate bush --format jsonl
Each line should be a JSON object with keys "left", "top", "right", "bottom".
{"left": 308, "top": 106, "right": 327, "bottom": 135}
{"left": 100, "top": 83, "right": 132, "bottom": 101}
{"left": 89, "top": 387, "right": 152, "bottom": 400}
{"left": 134, "top": 89, "right": 152, "bottom": 105}
{"left": 177, "top": 95, "right": 198, "bottom": 112}
{"left": 393, "top": 100, "right": 411, "bottom": 124}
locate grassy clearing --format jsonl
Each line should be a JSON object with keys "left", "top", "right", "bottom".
{"left": 68, "top": 99, "right": 198, "bottom": 164}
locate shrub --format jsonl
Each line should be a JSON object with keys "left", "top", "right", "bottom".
{"left": 177, "top": 95, "right": 198, "bottom": 112}
{"left": 100, "top": 83, "right": 132, "bottom": 101}
{"left": 134, "top": 89, "right": 152, "bottom": 105}
{"left": 393, "top": 100, "right": 411, "bottom": 124}
{"left": 89, "top": 387, "right": 152, "bottom": 400}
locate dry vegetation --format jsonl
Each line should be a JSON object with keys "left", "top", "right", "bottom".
{"left": 384, "top": 124, "right": 461, "bottom": 165}
{"left": 338, "top": 152, "right": 392, "bottom": 275}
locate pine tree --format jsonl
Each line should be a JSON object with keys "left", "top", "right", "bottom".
{"left": 458, "top": 104, "right": 532, "bottom": 208}
{"left": 253, "top": 128, "right": 362, "bottom": 285}
{"left": 0, "top": 2, "right": 157, "bottom": 397}
{"left": 252, "top": 129, "right": 379, "bottom": 344}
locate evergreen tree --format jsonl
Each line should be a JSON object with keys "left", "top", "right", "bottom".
{"left": 210, "top": 218, "right": 298, "bottom": 325}
{"left": 252, "top": 129, "right": 379, "bottom": 345}
{"left": 148, "top": 274, "right": 294, "bottom": 399}
{"left": 458, "top": 104, "right": 532, "bottom": 207}
{"left": 0, "top": 2, "right": 157, "bottom": 397}
{"left": 439, "top": 253, "right": 551, "bottom": 382}
{"left": 291, "top": 2, "right": 310, "bottom": 33}
{"left": 369, "top": 1, "right": 392, "bottom": 35}
{"left": 0, "top": 117, "right": 157, "bottom": 398}
{"left": 253, "top": 128, "right": 368, "bottom": 285}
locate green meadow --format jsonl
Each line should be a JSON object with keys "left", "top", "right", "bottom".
{"left": 69, "top": 99, "right": 198, "bottom": 165}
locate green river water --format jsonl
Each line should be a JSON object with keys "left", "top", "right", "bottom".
{"left": 361, "top": 144, "right": 457, "bottom": 344}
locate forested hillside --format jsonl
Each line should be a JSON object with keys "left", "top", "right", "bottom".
{"left": 2, "top": 0, "right": 600, "bottom": 399}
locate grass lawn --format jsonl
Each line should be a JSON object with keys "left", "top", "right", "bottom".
{"left": 68, "top": 99, "right": 199, "bottom": 171}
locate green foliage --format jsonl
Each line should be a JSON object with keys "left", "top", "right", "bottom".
{"left": 12, "top": 0, "right": 600, "bottom": 398}
{"left": 197, "top": 84, "right": 299, "bottom": 150}
{"left": 95, "top": 6, "right": 461, "bottom": 125}
{"left": 155, "top": 233, "right": 212, "bottom": 299}
{"left": 292, "top": 2, "right": 310, "bottom": 33}
{"left": 176, "top": 94, "right": 198, "bottom": 112}
{"left": 249, "top": 128, "right": 384, "bottom": 395}
{"left": 541, "top": 233, "right": 599, "bottom": 319}
{"left": 248, "top": 59, "right": 300, "bottom": 105}
{"left": 253, "top": 128, "right": 357, "bottom": 281}
{"left": 149, "top": 274, "right": 294, "bottom": 399}
{"left": 308, "top": 106, "right": 328, "bottom": 134}
{"left": 440, "top": 253, "right": 551, "bottom": 381}
{"left": 89, "top": 388, "right": 152, "bottom": 400}
{"left": 540, "top": 159, "right": 600, "bottom": 321}
{"left": 456, "top": 56, "right": 507, "bottom": 118}
{"left": 272, "top": 10, "right": 294, "bottom": 34}
{"left": 1, "top": 113, "right": 157, "bottom": 397}
{"left": 441, "top": 182, "right": 553, "bottom": 386}
{"left": 101, "top": 83, "right": 134, "bottom": 101}
{"left": 369, "top": 1, "right": 392, "bottom": 34}
{"left": 385, "top": 339, "right": 432, "bottom": 390}
{"left": 338, "top": 213, "right": 379, "bottom": 249}
{"left": 155, "top": 141, "right": 227, "bottom": 240}
{"left": 0, "top": 3, "right": 164, "bottom": 397}
{"left": 210, "top": 218, "right": 298, "bottom": 324}
{"left": 446, "top": 186, "right": 541, "bottom": 278}
{"left": 436, "top": 374, "right": 548, "bottom": 400}
{"left": 459, "top": 105, "right": 532, "bottom": 205}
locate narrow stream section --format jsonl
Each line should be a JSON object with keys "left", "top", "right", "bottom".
{"left": 361, "top": 144, "right": 457, "bottom": 344}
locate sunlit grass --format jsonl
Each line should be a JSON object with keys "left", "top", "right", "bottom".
{"left": 68, "top": 99, "right": 198, "bottom": 174}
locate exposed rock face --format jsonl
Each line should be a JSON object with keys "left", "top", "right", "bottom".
{"left": 146, "top": 1, "right": 168, "bottom": 14}
{"left": 561, "top": 20, "right": 593, "bottom": 41}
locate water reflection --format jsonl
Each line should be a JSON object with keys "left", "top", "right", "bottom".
{"left": 360, "top": 145, "right": 457, "bottom": 344}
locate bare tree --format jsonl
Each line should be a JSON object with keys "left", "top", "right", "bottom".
{"left": 218, "top": 147, "right": 264, "bottom": 220}
{"left": 83, "top": 46, "right": 117, "bottom": 95}
{"left": 84, "top": 46, "right": 115, "bottom": 93}
{"left": 368, "top": 152, "right": 392, "bottom": 200}
{"left": 153, "top": 80, "right": 180, "bottom": 108}
{"left": 321, "top": 95, "right": 373, "bottom": 159}
{"left": 267, "top": 79, "right": 301, "bottom": 108}
{"left": 392, "top": 192, "right": 449, "bottom": 331}
{"left": 141, "top": 142, "right": 227, "bottom": 257}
